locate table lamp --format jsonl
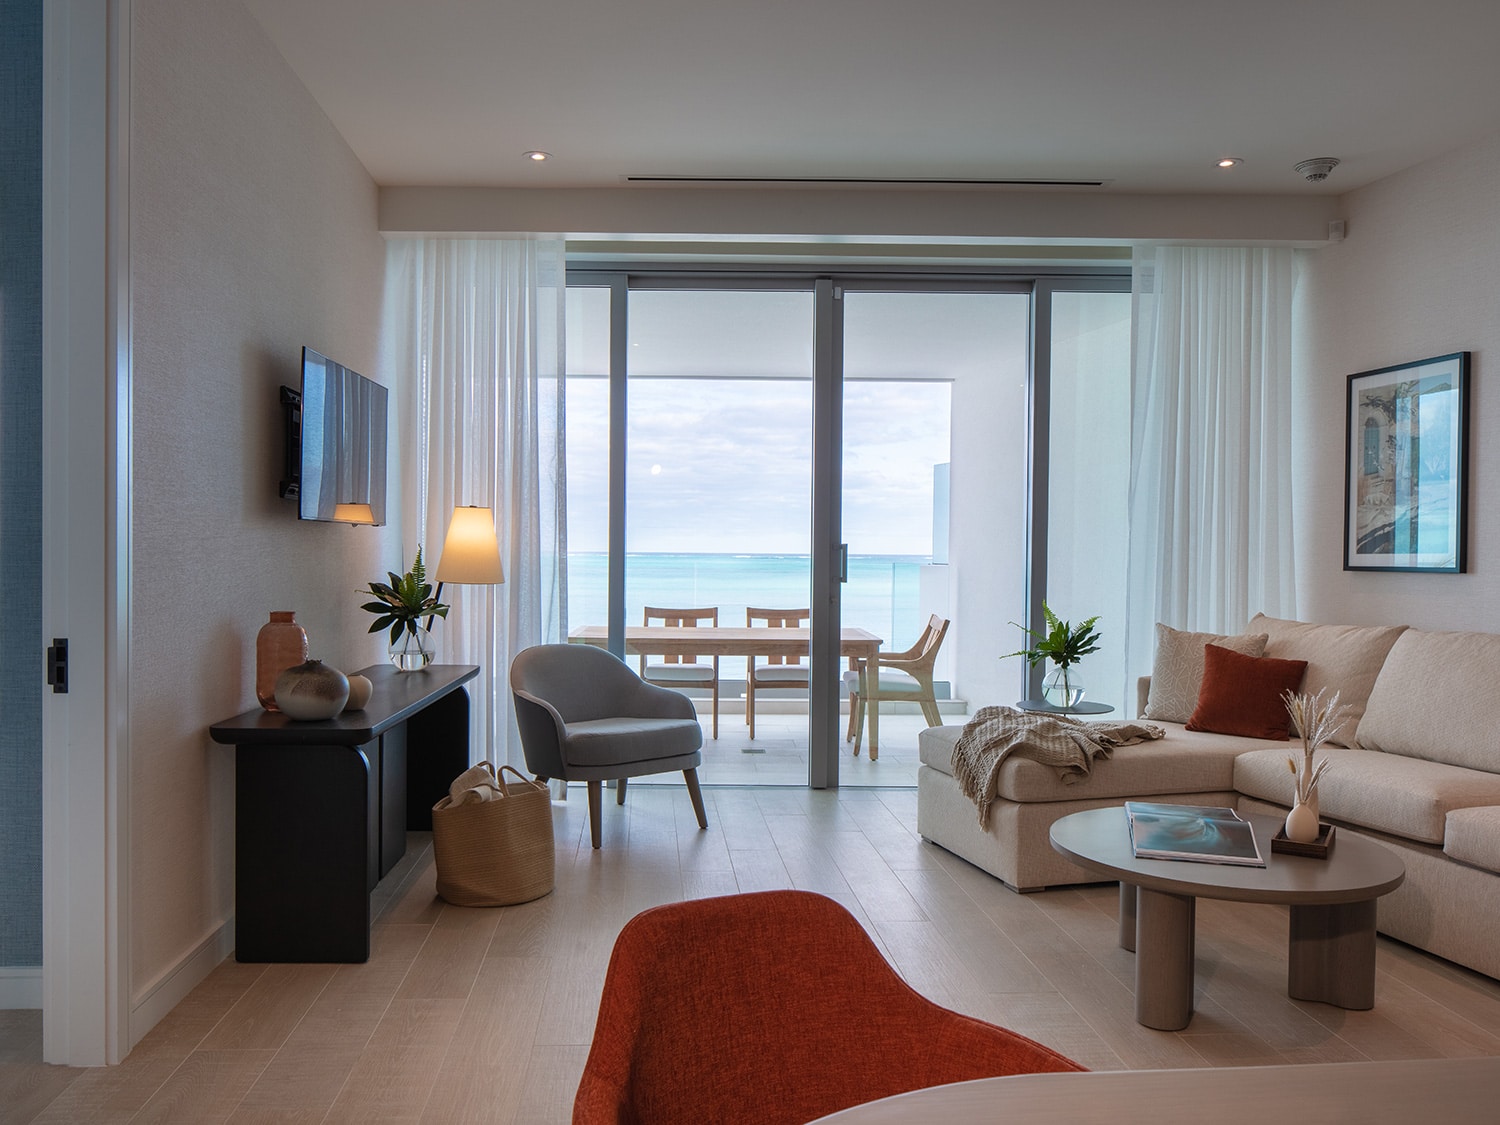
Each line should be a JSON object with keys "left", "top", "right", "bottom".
{"left": 434, "top": 505, "right": 505, "bottom": 593}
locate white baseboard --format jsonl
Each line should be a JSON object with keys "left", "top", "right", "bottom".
{"left": 129, "top": 919, "right": 235, "bottom": 1049}
{"left": 0, "top": 966, "right": 44, "bottom": 1009}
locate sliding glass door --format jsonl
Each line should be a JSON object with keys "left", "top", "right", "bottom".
{"left": 625, "top": 286, "right": 816, "bottom": 783}
{"left": 1040, "top": 286, "right": 1132, "bottom": 714}
{"left": 836, "top": 288, "right": 1030, "bottom": 785}
{"left": 563, "top": 269, "right": 1130, "bottom": 789}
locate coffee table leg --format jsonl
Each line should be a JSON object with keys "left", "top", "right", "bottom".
{"left": 1119, "top": 882, "right": 1137, "bottom": 952}
{"left": 1135, "top": 888, "right": 1196, "bottom": 1030}
{"left": 1288, "top": 898, "right": 1378, "bottom": 1009}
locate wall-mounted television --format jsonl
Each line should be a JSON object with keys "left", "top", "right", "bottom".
{"left": 279, "top": 347, "right": 388, "bottom": 525}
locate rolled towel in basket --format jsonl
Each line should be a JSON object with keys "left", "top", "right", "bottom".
{"left": 447, "top": 762, "right": 501, "bottom": 805}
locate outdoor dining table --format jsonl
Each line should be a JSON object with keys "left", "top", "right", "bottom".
{"left": 568, "top": 625, "right": 886, "bottom": 753}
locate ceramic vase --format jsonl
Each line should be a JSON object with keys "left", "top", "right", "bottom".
{"left": 256, "top": 611, "right": 309, "bottom": 711}
{"left": 274, "top": 659, "right": 350, "bottom": 720}
{"left": 1285, "top": 798, "right": 1321, "bottom": 843}
{"left": 343, "top": 673, "right": 373, "bottom": 712}
{"left": 389, "top": 626, "right": 436, "bottom": 672}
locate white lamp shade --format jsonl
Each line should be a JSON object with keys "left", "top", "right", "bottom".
{"left": 435, "top": 506, "right": 505, "bottom": 584}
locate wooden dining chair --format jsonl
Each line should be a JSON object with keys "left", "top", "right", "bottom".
{"left": 640, "top": 606, "right": 720, "bottom": 740}
{"left": 744, "top": 607, "right": 811, "bottom": 740}
{"left": 844, "top": 614, "right": 950, "bottom": 760}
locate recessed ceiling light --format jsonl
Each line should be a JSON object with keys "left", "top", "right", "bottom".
{"left": 523, "top": 150, "right": 551, "bottom": 162}
{"left": 1215, "top": 157, "right": 1244, "bottom": 169}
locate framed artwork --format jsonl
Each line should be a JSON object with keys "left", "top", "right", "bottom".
{"left": 1344, "top": 351, "right": 1469, "bottom": 573}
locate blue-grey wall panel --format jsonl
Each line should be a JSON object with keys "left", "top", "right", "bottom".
{"left": 0, "top": 0, "right": 45, "bottom": 968}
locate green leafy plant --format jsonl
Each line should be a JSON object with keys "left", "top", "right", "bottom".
{"left": 1003, "top": 602, "right": 1101, "bottom": 670}
{"left": 360, "top": 545, "right": 449, "bottom": 645}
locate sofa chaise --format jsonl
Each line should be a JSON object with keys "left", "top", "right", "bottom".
{"left": 915, "top": 615, "right": 1500, "bottom": 981}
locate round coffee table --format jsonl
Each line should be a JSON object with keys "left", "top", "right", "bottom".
{"left": 1049, "top": 806, "right": 1406, "bottom": 1030}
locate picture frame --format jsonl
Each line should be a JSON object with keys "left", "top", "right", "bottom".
{"left": 1344, "top": 351, "right": 1469, "bottom": 573}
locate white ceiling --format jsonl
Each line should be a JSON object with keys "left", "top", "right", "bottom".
{"left": 244, "top": 0, "right": 1500, "bottom": 197}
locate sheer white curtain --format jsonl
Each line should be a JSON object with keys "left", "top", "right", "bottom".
{"left": 1125, "top": 246, "right": 1297, "bottom": 682}
{"left": 384, "top": 239, "right": 567, "bottom": 768}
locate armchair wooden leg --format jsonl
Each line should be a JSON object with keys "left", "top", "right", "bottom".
{"left": 684, "top": 767, "right": 708, "bottom": 830}
{"left": 616, "top": 777, "right": 627, "bottom": 805}
{"left": 711, "top": 682, "right": 719, "bottom": 741}
{"left": 845, "top": 691, "right": 857, "bottom": 741}
{"left": 852, "top": 696, "right": 865, "bottom": 757}
{"left": 747, "top": 678, "right": 756, "bottom": 740}
{"left": 587, "top": 781, "right": 603, "bottom": 849}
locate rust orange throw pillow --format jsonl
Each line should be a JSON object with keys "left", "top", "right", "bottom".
{"left": 1185, "top": 644, "right": 1308, "bottom": 740}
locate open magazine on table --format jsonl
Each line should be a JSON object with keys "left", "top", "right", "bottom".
{"left": 1124, "top": 801, "right": 1267, "bottom": 867}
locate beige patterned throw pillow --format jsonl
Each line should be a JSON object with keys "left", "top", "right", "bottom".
{"left": 1142, "top": 623, "right": 1269, "bottom": 723}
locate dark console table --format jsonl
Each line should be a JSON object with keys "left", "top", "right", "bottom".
{"left": 210, "top": 663, "right": 479, "bottom": 963}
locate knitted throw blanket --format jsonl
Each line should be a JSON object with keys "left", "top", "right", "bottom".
{"left": 952, "top": 705, "right": 1165, "bottom": 827}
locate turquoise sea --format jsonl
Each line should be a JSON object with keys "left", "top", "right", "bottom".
{"left": 566, "top": 552, "right": 929, "bottom": 670}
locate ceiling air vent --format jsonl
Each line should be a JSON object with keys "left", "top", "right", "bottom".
{"left": 624, "top": 175, "right": 1109, "bottom": 187}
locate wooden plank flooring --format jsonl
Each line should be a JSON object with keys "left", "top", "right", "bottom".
{"left": 7, "top": 784, "right": 1500, "bottom": 1123}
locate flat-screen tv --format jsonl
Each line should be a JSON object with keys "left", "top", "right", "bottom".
{"left": 281, "top": 347, "right": 389, "bottom": 525}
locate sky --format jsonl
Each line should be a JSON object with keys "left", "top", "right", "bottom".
{"left": 564, "top": 376, "right": 951, "bottom": 555}
{"left": 564, "top": 286, "right": 1020, "bottom": 555}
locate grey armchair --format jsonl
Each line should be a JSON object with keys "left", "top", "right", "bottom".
{"left": 510, "top": 643, "right": 709, "bottom": 849}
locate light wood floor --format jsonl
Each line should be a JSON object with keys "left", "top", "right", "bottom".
{"left": 7, "top": 785, "right": 1500, "bottom": 1123}
{"left": 657, "top": 708, "right": 947, "bottom": 787}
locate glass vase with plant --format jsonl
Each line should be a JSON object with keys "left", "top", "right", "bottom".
{"left": 361, "top": 545, "right": 449, "bottom": 671}
{"left": 1004, "top": 602, "right": 1101, "bottom": 708}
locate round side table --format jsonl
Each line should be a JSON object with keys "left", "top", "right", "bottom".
{"left": 1016, "top": 698, "right": 1115, "bottom": 716}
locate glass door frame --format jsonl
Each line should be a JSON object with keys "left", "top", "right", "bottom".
{"left": 569, "top": 269, "right": 834, "bottom": 783}
{"left": 809, "top": 279, "right": 841, "bottom": 788}
{"left": 567, "top": 264, "right": 1129, "bottom": 788}
{"left": 1024, "top": 276, "right": 1132, "bottom": 701}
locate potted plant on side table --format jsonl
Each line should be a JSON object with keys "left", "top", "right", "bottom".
{"left": 1004, "top": 602, "right": 1101, "bottom": 709}
{"left": 361, "top": 545, "right": 450, "bottom": 671}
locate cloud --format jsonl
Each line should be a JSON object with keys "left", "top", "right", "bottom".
{"left": 566, "top": 377, "right": 948, "bottom": 555}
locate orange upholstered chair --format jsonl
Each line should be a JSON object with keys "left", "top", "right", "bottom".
{"left": 573, "top": 889, "right": 1083, "bottom": 1125}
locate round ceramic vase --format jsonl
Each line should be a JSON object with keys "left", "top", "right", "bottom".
{"left": 1285, "top": 800, "right": 1321, "bottom": 844}
{"left": 274, "top": 659, "right": 350, "bottom": 720}
{"left": 343, "top": 673, "right": 373, "bottom": 712}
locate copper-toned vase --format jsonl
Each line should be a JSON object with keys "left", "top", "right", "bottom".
{"left": 256, "top": 611, "right": 309, "bottom": 711}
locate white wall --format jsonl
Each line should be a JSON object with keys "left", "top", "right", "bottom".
{"left": 1295, "top": 129, "right": 1500, "bottom": 632}
{"left": 128, "top": 0, "right": 396, "bottom": 1037}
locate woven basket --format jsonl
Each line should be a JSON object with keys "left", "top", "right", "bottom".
{"left": 431, "top": 763, "right": 555, "bottom": 907}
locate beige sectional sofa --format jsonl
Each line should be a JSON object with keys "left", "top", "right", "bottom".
{"left": 916, "top": 616, "right": 1500, "bottom": 981}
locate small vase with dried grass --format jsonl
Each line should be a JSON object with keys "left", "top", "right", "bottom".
{"left": 1280, "top": 688, "right": 1352, "bottom": 843}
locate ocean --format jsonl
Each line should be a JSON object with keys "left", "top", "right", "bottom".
{"left": 566, "top": 552, "right": 928, "bottom": 671}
